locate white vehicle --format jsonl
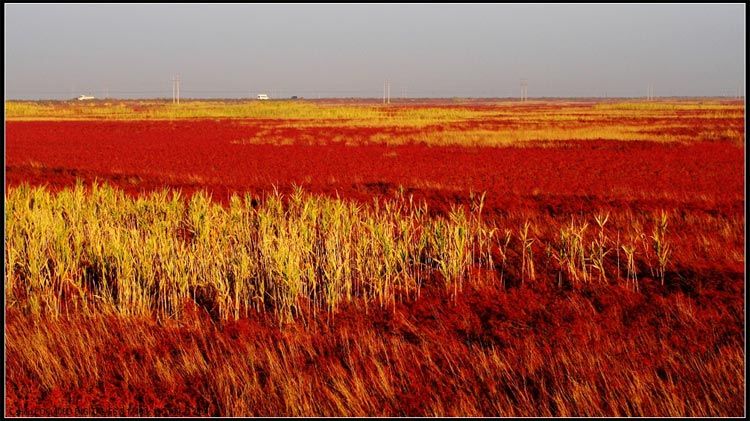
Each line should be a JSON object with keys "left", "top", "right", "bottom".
{"left": 77, "top": 95, "right": 95, "bottom": 101}
{"left": 256, "top": 94, "right": 269, "bottom": 100}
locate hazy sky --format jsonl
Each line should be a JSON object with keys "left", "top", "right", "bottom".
{"left": 5, "top": 4, "right": 746, "bottom": 99}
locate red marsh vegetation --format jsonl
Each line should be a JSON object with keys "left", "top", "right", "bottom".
{"left": 4, "top": 100, "right": 745, "bottom": 416}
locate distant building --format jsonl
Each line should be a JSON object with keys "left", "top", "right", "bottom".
{"left": 257, "top": 94, "right": 269, "bottom": 100}
{"left": 77, "top": 95, "right": 95, "bottom": 101}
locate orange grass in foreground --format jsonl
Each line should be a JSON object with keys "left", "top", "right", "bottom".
{"left": 6, "top": 282, "right": 744, "bottom": 416}
{"left": 5, "top": 99, "right": 745, "bottom": 146}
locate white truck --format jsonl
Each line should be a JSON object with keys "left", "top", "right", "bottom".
{"left": 256, "top": 94, "right": 269, "bottom": 100}
{"left": 77, "top": 95, "right": 95, "bottom": 101}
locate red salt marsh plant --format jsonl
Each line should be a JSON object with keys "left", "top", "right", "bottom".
{"left": 5, "top": 99, "right": 744, "bottom": 146}
{"left": 4, "top": 99, "right": 745, "bottom": 416}
{"left": 5, "top": 121, "right": 744, "bottom": 214}
{"left": 5, "top": 181, "right": 744, "bottom": 417}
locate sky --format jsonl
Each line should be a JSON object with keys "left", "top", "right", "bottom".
{"left": 4, "top": 3, "right": 746, "bottom": 99}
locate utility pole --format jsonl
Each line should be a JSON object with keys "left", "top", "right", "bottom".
{"left": 387, "top": 81, "right": 391, "bottom": 104}
{"left": 520, "top": 78, "right": 528, "bottom": 101}
{"left": 172, "top": 74, "right": 181, "bottom": 104}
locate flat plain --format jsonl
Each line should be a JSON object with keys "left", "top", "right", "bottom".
{"left": 4, "top": 99, "right": 745, "bottom": 416}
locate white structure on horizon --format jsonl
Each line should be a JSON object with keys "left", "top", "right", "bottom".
{"left": 257, "top": 94, "right": 269, "bottom": 100}
{"left": 77, "top": 95, "right": 95, "bottom": 101}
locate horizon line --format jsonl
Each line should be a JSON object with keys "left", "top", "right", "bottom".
{"left": 5, "top": 96, "right": 746, "bottom": 102}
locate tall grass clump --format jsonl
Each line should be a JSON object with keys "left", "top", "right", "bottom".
{"left": 651, "top": 211, "right": 671, "bottom": 286}
{"left": 590, "top": 213, "right": 611, "bottom": 283}
{"left": 5, "top": 183, "right": 487, "bottom": 322}
{"left": 553, "top": 218, "right": 589, "bottom": 286}
{"left": 518, "top": 221, "right": 536, "bottom": 284}
{"left": 5, "top": 184, "right": 692, "bottom": 323}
